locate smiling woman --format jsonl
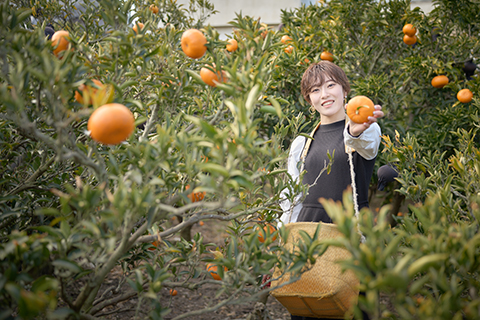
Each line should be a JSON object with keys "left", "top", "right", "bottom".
{"left": 278, "top": 61, "right": 384, "bottom": 320}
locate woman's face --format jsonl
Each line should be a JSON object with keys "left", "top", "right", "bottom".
{"left": 309, "top": 78, "right": 346, "bottom": 124}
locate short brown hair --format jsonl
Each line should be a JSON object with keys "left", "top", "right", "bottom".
{"left": 301, "top": 61, "right": 351, "bottom": 105}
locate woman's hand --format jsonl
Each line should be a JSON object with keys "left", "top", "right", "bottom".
{"left": 348, "top": 105, "right": 384, "bottom": 137}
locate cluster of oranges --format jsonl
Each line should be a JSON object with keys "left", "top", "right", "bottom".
{"left": 281, "top": 34, "right": 333, "bottom": 62}
{"left": 402, "top": 23, "right": 417, "bottom": 46}
{"left": 431, "top": 74, "right": 473, "bottom": 103}
{"left": 50, "top": 29, "right": 136, "bottom": 146}
{"left": 400, "top": 24, "right": 474, "bottom": 104}
{"left": 180, "top": 28, "right": 237, "bottom": 87}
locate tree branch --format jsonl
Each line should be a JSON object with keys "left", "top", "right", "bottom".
{"left": 141, "top": 102, "right": 160, "bottom": 139}
{"left": 6, "top": 156, "right": 55, "bottom": 196}
{"left": 171, "top": 285, "right": 245, "bottom": 320}
{"left": 90, "top": 289, "right": 137, "bottom": 315}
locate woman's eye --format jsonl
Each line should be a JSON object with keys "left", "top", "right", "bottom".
{"left": 328, "top": 83, "right": 335, "bottom": 88}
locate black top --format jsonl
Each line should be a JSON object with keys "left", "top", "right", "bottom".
{"left": 297, "top": 120, "right": 376, "bottom": 223}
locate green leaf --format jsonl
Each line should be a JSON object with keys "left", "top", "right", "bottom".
{"left": 52, "top": 259, "right": 82, "bottom": 273}
{"left": 407, "top": 254, "right": 448, "bottom": 277}
{"left": 200, "top": 163, "right": 229, "bottom": 177}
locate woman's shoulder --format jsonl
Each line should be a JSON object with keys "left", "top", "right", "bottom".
{"left": 290, "top": 135, "right": 306, "bottom": 153}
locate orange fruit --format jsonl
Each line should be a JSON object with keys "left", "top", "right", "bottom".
{"left": 169, "top": 289, "right": 178, "bottom": 296}
{"left": 403, "top": 34, "right": 417, "bottom": 45}
{"left": 206, "top": 263, "right": 226, "bottom": 280}
{"left": 431, "top": 75, "right": 449, "bottom": 88}
{"left": 149, "top": 4, "right": 159, "bottom": 14}
{"left": 75, "top": 79, "right": 103, "bottom": 105}
{"left": 320, "top": 51, "right": 334, "bottom": 62}
{"left": 257, "top": 224, "right": 277, "bottom": 243}
{"left": 200, "top": 66, "right": 225, "bottom": 87}
{"left": 87, "top": 103, "right": 135, "bottom": 145}
{"left": 148, "top": 239, "right": 160, "bottom": 251}
{"left": 199, "top": 221, "right": 204, "bottom": 226}
{"left": 226, "top": 39, "right": 238, "bottom": 52}
{"left": 457, "top": 89, "right": 473, "bottom": 103}
{"left": 181, "top": 29, "right": 207, "bottom": 59}
{"left": 185, "top": 185, "right": 206, "bottom": 202}
{"left": 284, "top": 45, "right": 293, "bottom": 54}
{"left": 133, "top": 22, "right": 144, "bottom": 34}
{"left": 402, "top": 24, "right": 416, "bottom": 37}
{"left": 281, "top": 35, "right": 292, "bottom": 44}
{"left": 259, "top": 27, "right": 268, "bottom": 39}
{"left": 346, "top": 95, "right": 375, "bottom": 124}
{"left": 51, "top": 30, "right": 71, "bottom": 58}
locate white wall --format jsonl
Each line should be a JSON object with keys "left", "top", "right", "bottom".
{"left": 176, "top": 0, "right": 302, "bottom": 38}
{"left": 177, "top": 0, "right": 435, "bottom": 38}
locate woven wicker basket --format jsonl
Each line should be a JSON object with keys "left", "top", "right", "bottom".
{"left": 270, "top": 222, "right": 359, "bottom": 318}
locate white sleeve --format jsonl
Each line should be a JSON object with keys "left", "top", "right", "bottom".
{"left": 279, "top": 136, "right": 306, "bottom": 226}
{"left": 344, "top": 122, "right": 382, "bottom": 160}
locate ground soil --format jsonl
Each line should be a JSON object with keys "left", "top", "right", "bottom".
{"left": 64, "top": 188, "right": 404, "bottom": 320}
{"left": 92, "top": 219, "right": 293, "bottom": 320}
{"left": 86, "top": 214, "right": 396, "bottom": 320}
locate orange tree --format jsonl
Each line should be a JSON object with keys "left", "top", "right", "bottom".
{"left": 0, "top": 0, "right": 312, "bottom": 319}
{"left": 2, "top": 0, "right": 480, "bottom": 319}
{"left": 275, "top": 0, "right": 480, "bottom": 319}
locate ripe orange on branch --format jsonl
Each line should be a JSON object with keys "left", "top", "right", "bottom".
{"left": 402, "top": 24, "right": 416, "bottom": 37}
{"left": 200, "top": 66, "right": 225, "bottom": 87}
{"left": 185, "top": 185, "right": 206, "bottom": 202}
{"left": 169, "top": 289, "right": 178, "bottom": 296}
{"left": 181, "top": 29, "right": 207, "bottom": 59}
{"left": 149, "top": 4, "right": 159, "bottom": 14}
{"left": 281, "top": 35, "right": 292, "bottom": 44}
{"left": 226, "top": 39, "right": 238, "bottom": 52}
{"left": 87, "top": 103, "right": 135, "bottom": 145}
{"left": 132, "top": 22, "right": 144, "bottom": 34}
{"left": 75, "top": 79, "right": 103, "bottom": 105}
{"left": 431, "top": 75, "right": 449, "bottom": 88}
{"left": 403, "top": 34, "right": 417, "bottom": 45}
{"left": 206, "top": 263, "right": 226, "bottom": 280}
{"left": 320, "top": 51, "right": 334, "bottom": 62}
{"left": 284, "top": 45, "right": 293, "bottom": 54}
{"left": 51, "top": 30, "right": 71, "bottom": 58}
{"left": 346, "top": 96, "right": 375, "bottom": 124}
{"left": 457, "top": 89, "right": 473, "bottom": 103}
{"left": 257, "top": 223, "right": 277, "bottom": 243}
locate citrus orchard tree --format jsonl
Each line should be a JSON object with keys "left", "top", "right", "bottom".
{"left": 2, "top": 0, "right": 480, "bottom": 319}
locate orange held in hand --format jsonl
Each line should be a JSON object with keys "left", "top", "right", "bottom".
{"left": 431, "top": 75, "right": 449, "bottom": 88}
{"left": 457, "top": 89, "right": 473, "bottom": 103}
{"left": 346, "top": 95, "right": 375, "bottom": 124}
{"left": 51, "top": 30, "right": 71, "bottom": 58}
{"left": 320, "top": 51, "right": 334, "bottom": 62}
{"left": 226, "top": 39, "right": 238, "bottom": 52}
{"left": 87, "top": 103, "right": 135, "bottom": 145}
{"left": 257, "top": 223, "right": 277, "bottom": 243}
{"left": 181, "top": 29, "right": 207, "bottom": 59}
{"left": 402, "top": 24, "right": 416, "bottom": 37}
